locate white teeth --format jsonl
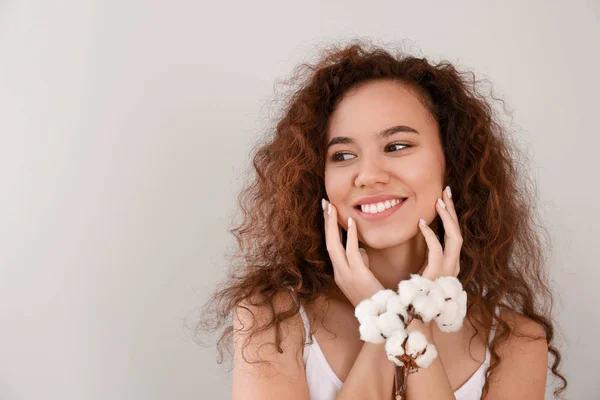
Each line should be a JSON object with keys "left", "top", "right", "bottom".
{"left": 360, "top": 198, "right": 404, "bottom": 214}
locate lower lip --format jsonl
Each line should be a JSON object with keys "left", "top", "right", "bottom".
{"left": 355, "top": 199, "right": 407, "bottom": 221}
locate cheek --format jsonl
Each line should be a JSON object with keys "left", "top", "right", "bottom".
{"left": 402, "top": 155, "right": 445, "bottom": 209}
{"left": 324, "top": 172, "right": 345, "bottom": 201}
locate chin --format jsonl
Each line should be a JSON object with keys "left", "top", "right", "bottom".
{"left": 359, "top": 228, "right": 419, "bottom": 250}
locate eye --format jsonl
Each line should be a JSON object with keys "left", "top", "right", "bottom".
{"left": 330, "top": 142, "right": 412, "bottom": 162}
{"left": 386, "top": 142, "right": 411, "bottom": 152}
{"left": 331, "top": 152, "right": 355, "bottom": 162}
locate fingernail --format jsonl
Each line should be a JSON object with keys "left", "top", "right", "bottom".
{"left": 437, "top": 198, "right": 446, "bottom": 209}
{"left": 419, "top": 218, "right": 427, "bottom": 226}
{"left": 327, "top": 203, "right": 332, "bottom": 215}
{"left": 445, "top": 186, "right": 452, "bottom": 198}
{"left": 321, "top": 198, "right": 326, "bottom": 211}
{"left": 348, "top": 217, "right": 353, "bottom": 227}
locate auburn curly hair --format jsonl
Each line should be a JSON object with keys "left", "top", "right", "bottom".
{"left": 196, "top": 40, "right": 567, "bottom": 398}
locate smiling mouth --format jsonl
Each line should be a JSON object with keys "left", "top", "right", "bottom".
{"left": 354, "top": 198, "right": 406, "bottom": 214}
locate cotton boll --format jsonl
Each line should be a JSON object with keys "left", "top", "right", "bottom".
{"left": 405, "top": 330, "right": 428, "bottom": 357}
{"left": 457, "top": 290, "right": 467, "bottom": 319}
{"left": 435, "top": 276, "right": 462, "bottom": 300}
{"left": 385, "top": 330, "right": 407, "bottom": 367}
{"left": 378, "top": 311, "right": 406, "bottom": 338}
{"left": 359, "top": 316, "right": 386, "bottom": 344}
{"left": 411, "top": 292, "right": 444, "bottom": 323}
{"left": 386, "top": 295, "right": 409, "bottom": 323}
{"left": 371, "top": 289, "right": 397, "bottom": 313}
{"left": 436, "top": 299, "right": 459, "bottom": 325}
{"left": 443, "top": 315, "right": 465, "bottom": 332}
{"left": 410, "top": 274, "right": 435, "bottom": 294}
{"left": 415, "top": 343, "right": 438, "bottom": 368}
{"left": 355, "top": 298, "right": 378, "bottom": 324}
{"left": 428, "top": 285, "right": 447, "bottom": 312}
{"left": 398, "top": 279, "right": 419, "bottom": 307}
{"left": 436, "top": 300, "right": 462, "bottom": 332}
{"left": 387, "top": 353, "right": 405, "bottom": 367}
{"left": 438, "top": 317, "right": 464, "bottom": 333}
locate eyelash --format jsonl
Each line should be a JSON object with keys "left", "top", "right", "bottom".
{"left": 330, "top": 142, "right": 412, "bottom": 162}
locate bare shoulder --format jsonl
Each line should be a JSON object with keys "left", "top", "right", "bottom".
{"left": 232, "top": 290, "right": 309, "bottom": 399}
{"left": 486, "top": 308, "right": 549, "bottom": 399}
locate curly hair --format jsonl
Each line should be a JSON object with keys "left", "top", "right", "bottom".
{"left": 196, "top": 39, "right": 567, "bottom": 398}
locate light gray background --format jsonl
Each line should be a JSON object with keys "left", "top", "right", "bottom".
{"left": 1, "top": 1, "right": 598, "bottom": 399}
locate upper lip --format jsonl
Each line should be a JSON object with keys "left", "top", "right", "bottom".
{"left": 353, "top": 194, "right": 407, "bottom": 208}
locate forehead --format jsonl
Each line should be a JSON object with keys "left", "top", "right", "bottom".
{"left": 326, "top": 80, "right": 437, "bottom": 140}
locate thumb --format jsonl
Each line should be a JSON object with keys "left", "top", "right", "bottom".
{"left": 358, "top": 248, "right": 370, "bottom": 269}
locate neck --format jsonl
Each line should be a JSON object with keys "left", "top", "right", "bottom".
{"left": 361, "top": 218, "right": 438, "bottom": 290}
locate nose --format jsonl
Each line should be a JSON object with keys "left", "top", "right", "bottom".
{"left": 354, "top": 157, "right": 390, "bottom": 188}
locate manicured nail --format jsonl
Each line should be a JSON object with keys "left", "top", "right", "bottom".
{"left": 348, "top": 217, "right": 353, "bottom": 227}
{"left": 419, "top": 218, "right": 427, "bottom": 226}
{"left": 321, "top": 198, "right": 326, "bottom": 211}
{"left": 327, "top": 203, "right": 332, "bottom": 215}
{"left": 437, "top": 198, "right": 446, "bottom": 209}
{"left": 445, "top": 186, "right": 452, "bottom": 199}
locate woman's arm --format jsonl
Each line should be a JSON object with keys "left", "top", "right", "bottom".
{"left": 232, "top": 291, "right": 399, "bottom": 400}
{"left": 334, "top": 341, "right": 396, "bottom": 400}
{"left": 484, "top": 310, "right": 549, "bottom": 399}
{"left": 232, "top": 294, "right": 310, "bottom": 400}
{"left": 404, "top": 310, "right": 548, "bottom": 400}
{"left": 402, "top": 320, "right": 456, "bottom": 399}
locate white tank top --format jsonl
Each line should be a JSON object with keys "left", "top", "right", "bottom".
{"left": 292, "top": 294, "right": 501, "bottom": 400}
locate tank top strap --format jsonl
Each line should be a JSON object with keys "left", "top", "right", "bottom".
{"left": 488, "top": 305, "right": 502, "bottom": 344}
{"left": 287, "top": 286, "right": 311, "bottom": 345}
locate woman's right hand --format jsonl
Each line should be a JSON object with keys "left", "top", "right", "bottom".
{"left": 322, "top": 199, "right": 384, "bottom": 308}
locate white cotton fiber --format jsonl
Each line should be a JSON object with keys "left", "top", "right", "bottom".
{"left": 435, "top": 276, "right": 462, "bottom": 300}
{"left": 371, "top": 289, "right": 397, "bottom": 313}
{"left": 436, "top": 299, "right": 462, "bottom": 332}
{"left": 359, "top": 315, "right": 386, "bottom": 344}
{"left": 436, "top": 298, "right": 459, "bottom": 324}
{"left": 385, "top": 330, "right": 407, "bottom": 367}
{"left": 457, "top": 290, "right": 467, "bottom": 319}
{"left": 429, "top": 285, "right": 447, "bottom": 311}
{"left": 405, "top": 330, "right": 428, "bottom": 357}
{"left": 410, "top": 274, "right": 436, "bottom": 294}
{"left": 378, "top": 311, "right": 406, "bottom": 338}
{"left": 415, "top": 343, "right": 438, "bottom": 368}
{"left": 398, "top": 279, "right": 419, "bottom": 307}
{"left": 386, "top": 294, "right": 409, "bottom": 322}
{"left": 355, "top": 298, "right": 378, "bottom": 324}
{"left": 411, "top": 289, "right": 445, "bottom": 323}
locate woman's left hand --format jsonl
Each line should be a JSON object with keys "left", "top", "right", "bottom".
{"left": 417, "top": 187, "right": 463, "bottom": 281}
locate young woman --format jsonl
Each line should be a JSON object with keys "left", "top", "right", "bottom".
{"left": 200, "top": 42, "right": 567, "bottom": 399}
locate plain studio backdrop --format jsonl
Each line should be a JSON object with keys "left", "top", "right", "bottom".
{"left": 1, "top": 1, "right": 598, "bottom": 399}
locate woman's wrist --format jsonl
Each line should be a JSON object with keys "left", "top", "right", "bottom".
{"left": 406, "top": 318, "right": 435, "bottom": 341}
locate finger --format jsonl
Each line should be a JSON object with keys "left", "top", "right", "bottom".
{"left": 359, "top": 248, "right": 370, "bottom": 269}
{"left": 417, "top": 251, "right": 429, "bottom": 275}
{"left": 346, "top": 217, "right": 363, "bottom": 270}
{"left": 324, "top": 201, "right": 350, "bottom": 272}
{"left": 443, "top": 186, "right": 458, "bottom": 224}
{"left": 418, "top": 218, "right": 444, "bottom": 274}
{"left": 436, "top": 198, "right": 463, "bottom": 273}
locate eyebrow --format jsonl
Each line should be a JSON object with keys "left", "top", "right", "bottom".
{"left": 326, "top": 125, "right": 420, "bottom": 151}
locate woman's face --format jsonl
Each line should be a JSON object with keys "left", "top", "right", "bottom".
{"left": 324, "top": 79, "right": 446, "bottom": 249}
